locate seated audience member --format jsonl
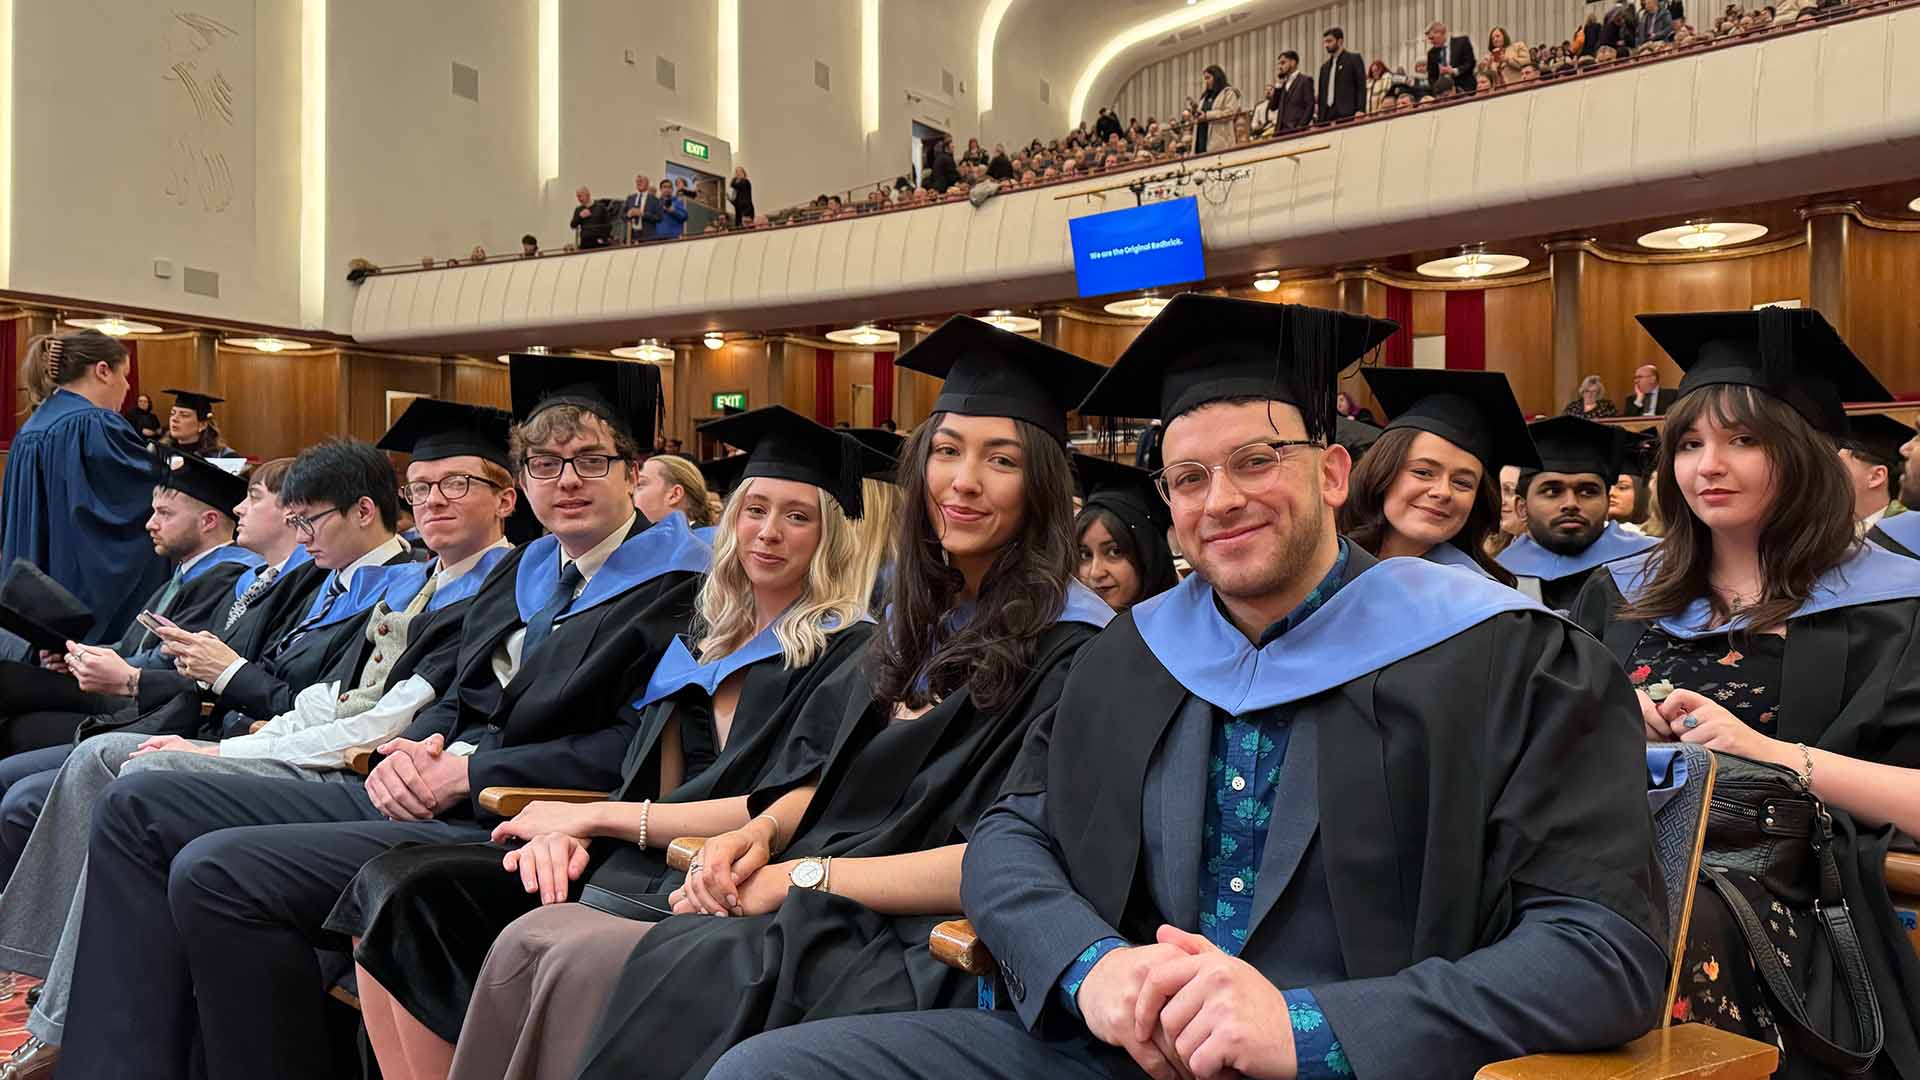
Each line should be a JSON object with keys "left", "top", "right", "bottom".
{"left": 1496, "top": 417, "right": 1658, "bottom": 610}
{"left": 1838, "top": 413, "right": 1911, "bottom": 535}
{"left": 635, "top": 454, "right": 715, "bottom": 534}
{"left": 1625, "top": 363, "right": 1678, "bottom": 417}
{"left": 160, "top": 388, "right": 238, "bottom": 459}
{"left": 1871, "top": 424, "right": 1920, "bottom": 557}
{"left": 56, "top": 357, "right": 707, "bottom": 1080}
{"left": 123, "top": 393, "right": 162, "bottom": 441}
{"left": 1572, "top": 308, "right": 1920, "bottom": 1074}
{"left": 1565, "top": 373, "right": 1620, "bottom": 418}
{"left": 519, "top": 234, "right": 538, "bottom": 257}
{"left": 1611, "top": 470, "right": 1653, "bottom": 531}
{"left": 439, "top": 317, "right": 1111, "bottom": 1080}
{"left": 0, "top": 454, "right": 260, "bottom": 759}
{"left": 568, "top": 186, "right": 614, "bottom": 249}
{"left": 1342, "top": 368, "right": 1537, "bottom": 584}
{"left": 468, "top": 245, "right": 486, "bottom": 263}
{"left": 0, "top": 405, "right": 515, "bottom": 1075}
{"left": 1495, "top": 462, "right": 1528, "bottom": 547}
{"left": 329, "top": 408, "right": 880, "bottom": 1080}
{"left": 1073, "top": 454, "right": 1177, "bottom": 611}
{"left": 712, "top": 293, "right": 1666, "bottom": 1080}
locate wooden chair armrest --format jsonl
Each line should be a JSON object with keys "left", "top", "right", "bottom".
{"left": 666, "top": 837, "right": 706, "bottom": 872}
{"left": 346, "top": 747, "right": 375, "bottom": 775}
{"left": 930, "top": 918, "right": 996, "bottom": 977}
{"left": 1885, "top": 850, "right": 1920, "bottom": 896}
{"left": 1475, "top": 1024, "right": 1778, "bottom": 1079}
{"left": 476, "top": 788, "right": 610, "bottom": 817}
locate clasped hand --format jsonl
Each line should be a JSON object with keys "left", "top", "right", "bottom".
{"left": 492, "top": 801, "right": 604, "bottom": 906}
{"left": 1650, "top": 687, "right": 1793, "bottom": 766}
{"left": 1079, "top": 925, "right": 1298, "bottom": 1080}
{"left": 667, "top": 821, "right": 788, "bottom": 918}
{"left": 365, "top": 734, "right": 470, "bottom": 822}
{"left": 60, "top": 640, "right": 136, "bottom": 695}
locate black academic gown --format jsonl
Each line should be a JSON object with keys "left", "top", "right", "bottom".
{"left": 379, "top": 515, "right": 703, "bottom": 810}
{"left": 328, "top": 620, "right": 877, "bottom": 1043}
{"left": 571, "top": 611, "right": 1104, "bottom": 1080}
{"left": 985, "top": 551, "right": 1668, "bottom": 1079}
{"left": 0, "top": 547, "right": 255, "bottom": 751}
{"left": 1572, "top": 558, "right": 1920, "bottom": 1079}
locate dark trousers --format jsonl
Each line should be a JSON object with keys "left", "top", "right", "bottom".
{"left": 708, "top": 1009, "right": 1113, "bottom": 1080}
{"left": 0, "top": 661, "right": 123, "bottom": 754}
{"left": 60, "top": 771, "right": 487, "bottom": 1080}
{"left": 0, "top": 745, "right": 69, "bottom": 879}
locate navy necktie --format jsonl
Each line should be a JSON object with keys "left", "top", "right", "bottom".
{"left": 267, "top": 574, "right": 345, "bottom": 662}
{"left": 520, "top": 562, "right": 584, "bottom": 662}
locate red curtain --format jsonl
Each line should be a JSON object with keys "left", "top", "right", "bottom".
{"left": 814, "top": 348, "right": 835, "bottom": 426}
{"left": 1443, "top": 290, "right": 1486, "bottom": 370}
{"left": 1384, "top": 287, "right": 1414, "bottom": 368}
{"left": 872, "top": 350, "right": 895, "bottom": 428}
{"left": 0, "top": 321, "right": 16, "bottom": 449}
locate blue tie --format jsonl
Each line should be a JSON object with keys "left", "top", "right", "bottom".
{"left": 520, "top": 563, "right": 583, "bottom": 661}
{"left": 267, "top": 574, "right": 345, "bottom": 662}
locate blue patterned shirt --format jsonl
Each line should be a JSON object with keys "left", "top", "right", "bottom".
{"left": 1059, "top": 541, "right": 1353, "bottom": 1078}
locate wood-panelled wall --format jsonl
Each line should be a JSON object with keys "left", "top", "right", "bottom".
{"left": 1844, "top": 225, "right": 1920, "bottom": 383}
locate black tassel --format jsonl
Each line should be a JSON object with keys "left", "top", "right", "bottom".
{"left": 836, "top": 434, "right": 866, "bottom": 520}
{"left": 1756, "top": 305, "right": 1798, "bottom": 390}
{"left": 1278, "top": 305, "right": 1339, "bottom": 446}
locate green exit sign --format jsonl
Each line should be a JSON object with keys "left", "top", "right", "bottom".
{"left": 682, "top": 137, "right": 710, "bottom": 160}
{"left": 711, "top": 391, "right": 746, "bottom": 411}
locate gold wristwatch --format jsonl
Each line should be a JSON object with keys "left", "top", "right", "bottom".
{"left": 789, "top": 856, "right": 831, "bottom": 892}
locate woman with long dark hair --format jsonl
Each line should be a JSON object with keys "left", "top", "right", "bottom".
{"left": 1340, "top": 369, "right": 1535, "bottom": 585}
{"left": 1573, "top": 308, "right": 1920, "bottom": 1078}
{"left": 328, "top": 408, "right": 880, "bottom": 1080}
{"left": 1073, "top": 454, "right": 1177, "bottom": 610}
{"left": 436, "top": 317, "right": 1111, "bottom": 1080}
{"left": 1193, "top": 64, "right": 1242, "bottom": 153}
{"left": 0, "top": 330, "right": 168, "bottom": 649}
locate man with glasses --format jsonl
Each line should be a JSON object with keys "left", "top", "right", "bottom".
{"left": 0, "top": 404, "right": 519, "bottom": 1078}
{"left": 712, "top": 296, "right": 1666, "bottom": 1080}
{"left": 63, "top": 357, "right": 706, "bottom": 1080}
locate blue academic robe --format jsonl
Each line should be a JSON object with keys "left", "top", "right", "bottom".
{"left": 1, "top": 389, "right": 167, "bottom": 643}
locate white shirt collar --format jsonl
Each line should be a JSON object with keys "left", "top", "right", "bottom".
{"left": 174, "top": 543, "right": 223, "bottom": 578}
{"left": 339, "top": 534, "right": 408, "bottom": 587}
{"left": 435, "top": 537, "right": 512, "bottom": 587}
{"left": 1859, "top": 506, "right": 1889, "bottom": 536}
{"left": 562, "top": 513, "right": 635, "bottom": 583}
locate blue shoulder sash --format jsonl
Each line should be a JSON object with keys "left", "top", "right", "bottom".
{"left": 233, "top": 546, "right": 312, "bottom": 600}
{"left": 1608, "top": 543, "right": 1920, "bottom": 640}
{"left": 184, "top": 544, "right": 264, "bottom": 584}
{"left": 1497, "top": 523, "right": 1657, "bottom": 583}
{"left": 1875, "top": 511, "right": 1920, "bottom": 553}
{"left": 383, "top": 545, "right": 513, "bottom": 614}
{"left": 1423, "top": 542, "right": 1493, "bottom": 579}
{"left": 514, "top": 513, "right": 713, "bottom": 624}
{"left": 1132, "top": 558, "right": 1547, "bottom": 715}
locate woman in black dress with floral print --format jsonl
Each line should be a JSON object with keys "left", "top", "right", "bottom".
{"left": 1573, "top": 308, "right": 1920, "bottom": 1079}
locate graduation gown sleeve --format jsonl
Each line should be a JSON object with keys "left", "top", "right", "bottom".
{"left": 0, "top": 391, "right": 168, "bottom": 644}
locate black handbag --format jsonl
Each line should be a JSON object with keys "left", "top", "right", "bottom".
{"left": 1700, "top": 751, "right": 1884, "bottom": 1074}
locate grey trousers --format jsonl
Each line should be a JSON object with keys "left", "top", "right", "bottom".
{"left": 706, "top": 1009, "right": 1112, "bottom": 1080}
{"left": 0, "top": 730, "right": 358, "bottom": 1043}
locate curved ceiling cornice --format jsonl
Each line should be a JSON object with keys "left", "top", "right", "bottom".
{"left": 976, "top": 0, "right": 1016, "bottom": 119}
{"left": 1069, "top": 0, "right": 1256, "bottom": 124}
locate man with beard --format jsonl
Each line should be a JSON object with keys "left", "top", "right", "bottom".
{"left": 1869, "top": 418, "right": 1920, "bottom": 558}
{"left": 1839, "top": 413, "right": 1911, "bottom": 536}
{"left": 708, "top": 294, "right": 1666, "bottom": 1080}
{"left": 1497, "top": 416, "right": 1658, "bottom": 610}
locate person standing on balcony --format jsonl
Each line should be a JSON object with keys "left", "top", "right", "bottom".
{"left": 1192, "top": 66, "right": 1241, "bottom": 154}
{"left": 1316, "top": 27, "right": 1366, "bottom": 122}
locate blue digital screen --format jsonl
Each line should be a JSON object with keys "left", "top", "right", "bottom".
{"left": 1068, "top": 196, "right": 1206, "bottom": 298}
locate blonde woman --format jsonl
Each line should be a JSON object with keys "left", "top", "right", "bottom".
{"left": 633, "top": 453, "right": 714, "bottom": 528}
{"left": 328, "top": 408, "right": 877, "bottom": 1080}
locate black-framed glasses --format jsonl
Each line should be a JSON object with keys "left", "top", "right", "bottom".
{"left": 1155, "top": 439, "right": 1322, "bottom": 508}
{"left": 285, "top": 506, "right": 343, "bottom": 541}
{"left": 399, "top": 474, "right": 504, "bottom": 505}
{"left": 522, "top": 453, "right": 619, "bottom": 481}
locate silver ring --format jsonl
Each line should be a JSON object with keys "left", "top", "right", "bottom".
{"left": 1682, "top": 714, "right": 1699, "bottom": 729}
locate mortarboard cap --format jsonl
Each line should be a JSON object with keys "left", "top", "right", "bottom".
{"left": 1525, "top": 415, "right": 1631, "bottom": 481}
{"left": 1635, "top": 307, "right": 1891, "bottom": 437}
{"left": 157, "top": 451, "right": 248, "bottom": 520}
{"left": 508, "top": 354, "right": 660, "bottom": 448}
{"left": 164, "top": 389, "right": 223, "bottom": 418}
{"left": 1361, "top": 368, "right": 1541, "bottom": 472}
{"left": 0, "top": 560, "right": 93, "bottom": 652}
{"left": 696, "top": 453, "right": 749, "bottom": 499}
{"left": 896, "top": 316, "right": 1106, "bottom": 442}
{"left": 1840, "top": 413, "right": 1915, "bottom": 466}
{"left": 376, "top": 398, "right": 513, "bottom": 469}
{"left": 847, "top": 428, "right": 906, "bottom": 483}
{"left": 695, "top": 405, "right": 869, "bottom": 518}
{"left": 1073, "top": 453, "right": 1171, "bottom": 534}
{"left": 1079, "top": 295, "right": 1398, "bottom": 444}
{"left": 1335, "top": 415, "right": 1383, "bottom": 463}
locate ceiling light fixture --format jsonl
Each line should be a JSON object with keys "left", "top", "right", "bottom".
{"left": 1414, "top": 249, "right": 1530, "bottom": 280}
{"left": 611, "top": 339, "right": 675, "bottom": 363}
{"left": 65, "top": 316, "right": 162, "bottom": 336}
{"left": 977, "top": 309, "right": 1041, "bottom": 333}
{"left": 225, "top": 337, "right": 314, "bottom": 353}
{"left": 1103, "top": 294, "right": 1171, "bottom": 319}
{"left": 703, "top": 332, "right": 726, "bottom": 351}
{"left": 1636, "top": 221, "right": 1766, "bottom": 252}
{"left": 1910, "top": 196, "right": 1920, "bottom": 213}
{"left": 825, "top": 324, "right": 901, "bottom": 347}
{"left": 1252, "top": 272, "right": 1281, "bottom": 294}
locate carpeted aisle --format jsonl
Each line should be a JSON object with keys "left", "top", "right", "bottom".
{"left": 0, "top": 975, "right": 40, "bottom": 1054}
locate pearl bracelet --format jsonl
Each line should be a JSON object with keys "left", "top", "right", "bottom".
{"left": 637, "top": 799, "right": 652, "bottom": 850}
